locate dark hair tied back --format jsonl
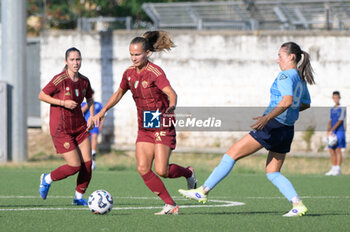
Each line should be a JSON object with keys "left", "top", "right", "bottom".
{"left": 63, "top": 47, "right": 81, "bottom": 71}
{"left": 130, "top": 31, "right": 175, "bottom": 53}
{"left": 281, "top": 42, "right": 315, "bottom": 85}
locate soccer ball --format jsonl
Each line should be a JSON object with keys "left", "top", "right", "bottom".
{"left": 88, "top": 190, "right": 113, "bottom": 215}
{"left": 327, "top": 134, "right": 338, "bottom": 147}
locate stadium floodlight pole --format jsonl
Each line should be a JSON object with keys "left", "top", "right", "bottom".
{"left": 1, "top": 0, "right": 27, "bottom": 162}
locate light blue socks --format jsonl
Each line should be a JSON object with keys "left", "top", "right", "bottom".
{"left": 203, "top": 154, "right": 236, "bottom": 190}
{"left": 266, "top": 172, "right": 298, "bottom": 202}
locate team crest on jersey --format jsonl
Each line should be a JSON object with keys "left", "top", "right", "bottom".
{"left": 142, "top": 81, "right": 148, "bottom": 88}
{"left": 63, "top": 142, "right": 70, "bottom": 149}
{"left": 134, "top": 81, "right": 139, "bottom": 89}
{"left": 65, "top": 91, "right": 71, "bottom": 96}
{"left": 75, "top": 89, "right": 79, "bottom": 97}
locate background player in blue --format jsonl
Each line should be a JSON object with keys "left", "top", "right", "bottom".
{"left": 179, "top": 42, "right": 315, "bottom": 217}
{"left": 325, "top": 91, "right": 346, "bottom": 176}
{"left": 81, "top": 91, "right": 105, "bottom": 170}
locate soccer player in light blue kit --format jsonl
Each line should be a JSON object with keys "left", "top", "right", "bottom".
{"left": 325, "top": 91, "right": 346, "bottom": 176}
{"left": 179, "top": 42, "right": 315, "bottom": 217}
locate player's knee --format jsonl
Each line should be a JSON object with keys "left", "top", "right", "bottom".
{"left": 155, "top": 168, "right": 168, "bottom": 178}
{"left": 137, "top": 165, "right": 150, "bottom": 176}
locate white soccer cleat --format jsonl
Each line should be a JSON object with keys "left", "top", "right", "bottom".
{"left": 186, "top": 166, "right": 197, "bottom": 189}
{"left": 178, "top": 186, "right": 208, "bottom": 204}
{"left": 325, "top": 168, "right": 341, "bottom": 176}
{"left": 325, "top": 168, "right": 334, "bottom": 176}
{"left": 91, "top": 160, "right": 96, "bottom": 171}
{"left": 154, "top": 204, "right": 179, "bottom": 215}
{"left": 333, "top": 169, "right": 341, "bottom": 176}
{"left": 283, "top": 201, "right": 308, "bottom": 217}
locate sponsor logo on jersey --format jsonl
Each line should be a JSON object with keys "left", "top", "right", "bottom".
{"left": 65, "top": 92, "right": 71, "bottom": 96}
{"left": 279, "top": 74, "right": 288, "bottom": 80}
{"left": 134, "top": 81, "right": 139, "bottom": 89}
{"left": 75, "top": 89, "right": 79, "bottom": 97}
{"left": 66, "top": 87, "right": 70, "bottom": 91}
{"left": 142, "top": 81, "right": 148, "bottom": 88}
{"left": 63, "top": 142, "right": 70, "bottom": 149}
{"left": 143, "top": 109, "right": 161, "bottom": 128}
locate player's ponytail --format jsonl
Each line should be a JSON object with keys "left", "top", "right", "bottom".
{"left": 281, "top": 42, "right": 315, "bottom": 85}
{"left": 130, "top": 31, "right": 175, "bottom": 53}
{"left": 62, "top": 47, "right": 81, "bottom": 71}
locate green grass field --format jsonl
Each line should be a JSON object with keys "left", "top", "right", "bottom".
{"left": 1, "top": 159, "right": 349, "bottom": 232}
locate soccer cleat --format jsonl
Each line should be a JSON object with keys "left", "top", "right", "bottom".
{"left": 72, "top": 198, "right": 88, "bottom": 206}
{"left": 91, "top": 160, "right": 97, "bottom": 171}
{"left": 178, "top": 186, "right": 208, "bottom": 204}
{"left": 154, "top": 204, "right": 179, "bottom": 215}
{"left": 325, "top": 168, "right": 335, "bottom": 176}
{"left": 39, "top": 173, "right": 51, "bottom": 200}
{"left": 186, "top": 166, "right": 197, "bottom": 189}
{"left": 283, "top": 201, "right": 308, "bottom": 217}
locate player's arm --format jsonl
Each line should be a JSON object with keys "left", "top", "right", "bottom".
{"left": 38, "top": 90, "right": 77, "bottom": 110}
{"left": 87, "top": 98, "right": 95, "bottom": 117}
{"left": 161, "top": 86, "right": 177, "bottom": 114}
{"left": 81, "top": 103, "right": 88, "bottom": 113}
{"left": 251, "top": 95, "right": 293, "bottom": 130}
{"left": 329, "top": 120, "right": 343, "bottom": 134}
{"left": 86, "top": 98, "right": 95, "bottom": 131}
{"left": 299, "top": 103, "right": 310, "bottom": 112}
{"left": 329, "top": 108, "right": 345, "bottom": 135}
{"left": 92, "top": 88, "right": 127, "bottom": 127}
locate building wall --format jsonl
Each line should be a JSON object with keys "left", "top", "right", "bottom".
{"left": 40, "top": 30, "right": 350, "bottom": 152}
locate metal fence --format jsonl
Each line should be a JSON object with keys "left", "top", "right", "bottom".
{"left": 77, "top": 17, "right": 133, "bottom": 31}
{"left": 142, "top": 0, "right": 350, "bottom": 30}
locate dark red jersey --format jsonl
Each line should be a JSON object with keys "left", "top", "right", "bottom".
{"left": 42, "top": 70, "right": 93, "bottom": 135}
{"left": 120, "top": 62, "right": 174, "bottom": 131}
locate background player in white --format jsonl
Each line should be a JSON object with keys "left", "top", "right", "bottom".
{"left": 325, "top": 91, "right": 346, "bottom": 176}
{"left": 179, "top": 42, "right": 315, "bottom": 217}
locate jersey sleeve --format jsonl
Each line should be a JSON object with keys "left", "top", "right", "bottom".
{"left": 339, "top": 107, "right": 346, "bottom": 121}
{"left": 119, "top": 71, "right": 130, "bottom": 90}
{"left": 301, "top": 84, "right": 311, "bottom": 105}
{"left": 42, "top": 78, "right": 59, "bottom": 96}
{"left": 155, "top": 72, "right": 171, "bottom": 90}
{"left": 276, "top": 73, "right": 293, "bottom": 96}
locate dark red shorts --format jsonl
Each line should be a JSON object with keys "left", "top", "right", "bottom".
{"left": 51, "top": 127, "right": 90, "bottom": 154}
{"left": 136, "top": 129, "right": 176, "bottom": 150}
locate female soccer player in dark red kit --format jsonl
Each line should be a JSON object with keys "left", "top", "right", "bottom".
{"left": 38, "top": 47, "right": 94, "bottom": 206}
{"left": 91, "top": 31, "right": 197, "bottom": 215}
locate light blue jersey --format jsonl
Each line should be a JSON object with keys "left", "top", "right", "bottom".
{"left": 264, "top": 69, "right": 311, "bottom": 126}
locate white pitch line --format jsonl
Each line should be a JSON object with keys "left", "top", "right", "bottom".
{"left": 0, "top": 195, "right": 230, "bottom": 200}
{"left": 0, "top": 199, "right": 244, "bottom": 212}
{"left": 0, "top": 195, "right": 349, "bottom": 200}
{"left": 246, "top": 196, "right": 350, "bottom": 199}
